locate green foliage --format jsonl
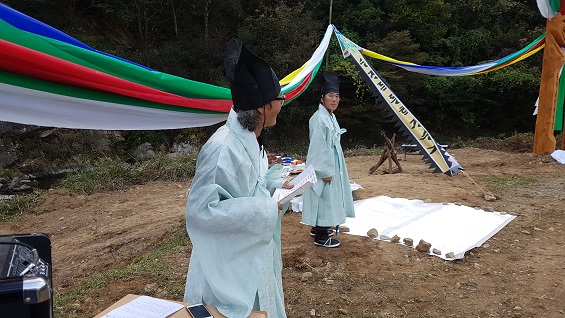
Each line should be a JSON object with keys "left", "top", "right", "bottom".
{"left": 140, "top": 154, "right": 198, "bottom": 181}
{"left": 504, "top": 132, "right": 534, "bottom": 142}
{"left": 469, "top": 131, "right": 535, "bottom": 152}
{"left": 57, "top": 158, "right": 138, "bottom": 193}
{"left": 58, "top": 154, "right": 197, "bottom": 194}
{"left": 264, "top": 131, "right": 309, "bottom": 158}
{"left": 418, "top": 76, "right": 481, "bottom": 135}
{"left": 0, "top": 191, "right": 43, "bottom": 222}
{"left": 239, "top": 3, "right": 324, "bottom": 75}
{"left": 388, "top": 0, "right": 451, "bottom": 50}
{"left": 174, "top": 128, "right": 207, "bottom": 147}
{"left": 0, "top": 168, "right": 17, "bottom": 179}
{"left": 333, "top": 59, "right": 369, "bottom": 99}
{"left": 123, "top": 130, "right": 173, "bottom": 153}
{"left": 366, "top": 30, "right": 429, "bottom": 113}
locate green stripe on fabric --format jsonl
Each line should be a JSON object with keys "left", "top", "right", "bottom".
{"left": 0, "top": 71, "right": 222, "bottom": 114}
{"left": 0, "top": 19, "right": 231, "bottom": 100}
{"left": 555, "top": 66, "right": 565, "bottom": 131}
{"left": 491, "top": 34, "right": 545, "bottom": 66}
{"left": 550, "top": 0, "right": 561, "bottom": 13}
{"left": 293, "top": 61, "right": 322, "bottom": 101}
{"left": 281, "top": 60, "right": 323, "bottom": 101}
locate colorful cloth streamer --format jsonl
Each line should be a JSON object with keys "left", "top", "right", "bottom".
{"left": 0, "top": 2, "right": 550, "bottom": 131}
{"left": 358, "top": 34, "right": 545, "bottom": 77}
{"left": 537, "top": 0, "right": 562, "bottom": 18}
{"left": 0, "top": 4, "right": 330, "bottom": 130}
{"left": 556, "top": 64, "right": 565, "bottom": 131}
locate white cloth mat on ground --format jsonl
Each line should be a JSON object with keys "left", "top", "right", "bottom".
{"left": 341, "top": 196, "right": 516, "bottom": 260}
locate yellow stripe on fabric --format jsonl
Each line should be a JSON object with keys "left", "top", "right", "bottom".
{"left": 360, "top": 49, "right": 418, "bottom": 65}
{"left": 474, "top": 44, "right": 545, "bottom": 75}
{"left": 280, "top": 61, "right": 309, "bottom": 85}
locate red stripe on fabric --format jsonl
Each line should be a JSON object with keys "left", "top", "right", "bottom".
{"left": 479, "top": 38, "right": 545, "bottom": 74}
{"left": 0, "top": 39, "right": 232, "bottom": 112}
{"left": 492, "top": 38, "right": 545, "bottom": 70}
{"left": 284, "top": 72, "right": 313, "bottom": 102}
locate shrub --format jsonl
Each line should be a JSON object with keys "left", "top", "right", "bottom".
{"left": 0, "top": 191, "right": 43, "bottom": 222}
{"left": 58, "top": 154, "right": 197, "bottom": 194}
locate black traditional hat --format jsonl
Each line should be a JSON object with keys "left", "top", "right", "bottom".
{"left": 223, "top": 39, "right": 281, "bottom": 111}
{"left": 320, "top": 71, "right": 339, "bottom": 96}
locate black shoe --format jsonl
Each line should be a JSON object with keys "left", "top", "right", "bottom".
{"left": 310, "top": 228, "right": 334, "bottom": 237}
{"left": 314, "top": 238, "right": 340, "bottom": 248}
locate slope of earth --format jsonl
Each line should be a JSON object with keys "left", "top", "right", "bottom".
{"left": 1, "top": 148, "right": 564, "bottom": 317}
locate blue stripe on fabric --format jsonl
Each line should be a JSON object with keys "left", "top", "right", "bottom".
{"left": 0, "top": 3, "right": 155, "bottom": 71}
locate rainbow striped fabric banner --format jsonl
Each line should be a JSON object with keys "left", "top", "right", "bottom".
{"left": 0, "top": 4, "right": 331, "bottom": 130}
{"left": 357, "top": 34, "right": 545, "bottom": 77}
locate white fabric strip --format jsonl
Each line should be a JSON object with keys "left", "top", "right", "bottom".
{"left": 0, "top": 83, "right": 228, "bottom": 129}
{"left": 537, "top": 0, "right": 558, "bottom": 18}
{"left": 285, "top": 25, "right": 334, "bottom": 88}
{"left": 395, "top": 62, "right": 496, "bottom": 77}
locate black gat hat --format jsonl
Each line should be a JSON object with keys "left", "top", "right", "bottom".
{"left": 223, "top": 39, "right": 281, "bottom": 111}
{"left": 320, "top": 71, "right": 339, "bottom": 96}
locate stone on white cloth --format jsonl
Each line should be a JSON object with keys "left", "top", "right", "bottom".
{"left": 341, "top": 196, "right": 516, "bottom": 260}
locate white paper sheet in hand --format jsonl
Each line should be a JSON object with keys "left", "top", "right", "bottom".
{"left": 272, "top": 165, "right": 317, "bottom": 204}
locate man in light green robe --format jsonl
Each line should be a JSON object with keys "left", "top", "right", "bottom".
{"left": 302, "top": 72, "right": 355, "bottom": 248}
{"left": 184, "top": 39, "right": 290, "bottom": 318}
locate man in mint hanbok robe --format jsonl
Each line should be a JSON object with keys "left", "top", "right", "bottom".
{"left": 302, "top": 72, "right": 355, "bottom": 248}
{"left": 184, "top": 39, "right": 291, "bottom": 318}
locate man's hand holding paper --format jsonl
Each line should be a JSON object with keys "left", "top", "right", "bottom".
{"left": 272, "top": 165, "right": 317, "bottom": 204}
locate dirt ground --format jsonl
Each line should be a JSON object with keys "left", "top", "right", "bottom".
{"left": 1, "top": 147, "right": 565, "bottom": 317}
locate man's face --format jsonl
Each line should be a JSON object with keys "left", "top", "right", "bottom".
{"left": 321, "top": 92, "right": 340, "bottom": 113}
{"left": 264, "top": 94, "right": 285, "bottom": 127}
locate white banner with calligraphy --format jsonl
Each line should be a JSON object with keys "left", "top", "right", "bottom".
{"left": 334, "top": 27, "right": 463, "bottom": 176}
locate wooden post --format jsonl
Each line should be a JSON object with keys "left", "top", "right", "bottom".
{"left": 369, "top": 132, "right": 402, "bottom": 174}
{"left": 534, "top": 4, "right": 565, "bottom": 154}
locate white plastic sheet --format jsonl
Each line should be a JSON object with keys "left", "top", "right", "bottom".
{"left": 551, "top": 149, "right": 565, "bottom": 164}
{"left": 341, "top": 196, "right": 516, "bottom": 260}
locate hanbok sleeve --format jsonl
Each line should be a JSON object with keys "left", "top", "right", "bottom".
{"left": 187, "top": 163, "right": 278, "bottom": 238}
{"left": 264, "top": 163, "right": 286, "bottom": 193}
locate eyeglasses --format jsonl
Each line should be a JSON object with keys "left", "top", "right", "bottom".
{"left": 275, "top": 95, "right": 286, "bottom": 103}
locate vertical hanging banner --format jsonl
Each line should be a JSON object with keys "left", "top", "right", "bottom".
{"left": 334, "top": 27, "right": 463, "bottom": 176}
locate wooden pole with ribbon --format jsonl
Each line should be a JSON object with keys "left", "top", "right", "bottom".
{"left": 534, "top": 0, "right": 565, "bottom": 154}
{"left": 324, "top": 0, "right": 333, "bottom": 69}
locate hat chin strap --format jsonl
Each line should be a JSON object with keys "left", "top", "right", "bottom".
{"left": 257, "top": 105, "right": 266, "bottom": 156}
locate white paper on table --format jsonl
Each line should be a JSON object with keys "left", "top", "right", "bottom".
{"left": 101, "top": 296, "right": 184, "bottom": 318}
{"left": 272, "top": 165, "right": 317, "bottom": 204}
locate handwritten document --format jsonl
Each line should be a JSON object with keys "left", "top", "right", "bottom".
{"left": 101, "top": 296, "right": 184, "bottom": 318}
{"left": 272, "top": 165, "right": 317, "bottom": 204}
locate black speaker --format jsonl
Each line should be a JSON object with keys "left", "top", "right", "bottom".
{"left": 0, "top": 233, "right": 53, "bottom": 318}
